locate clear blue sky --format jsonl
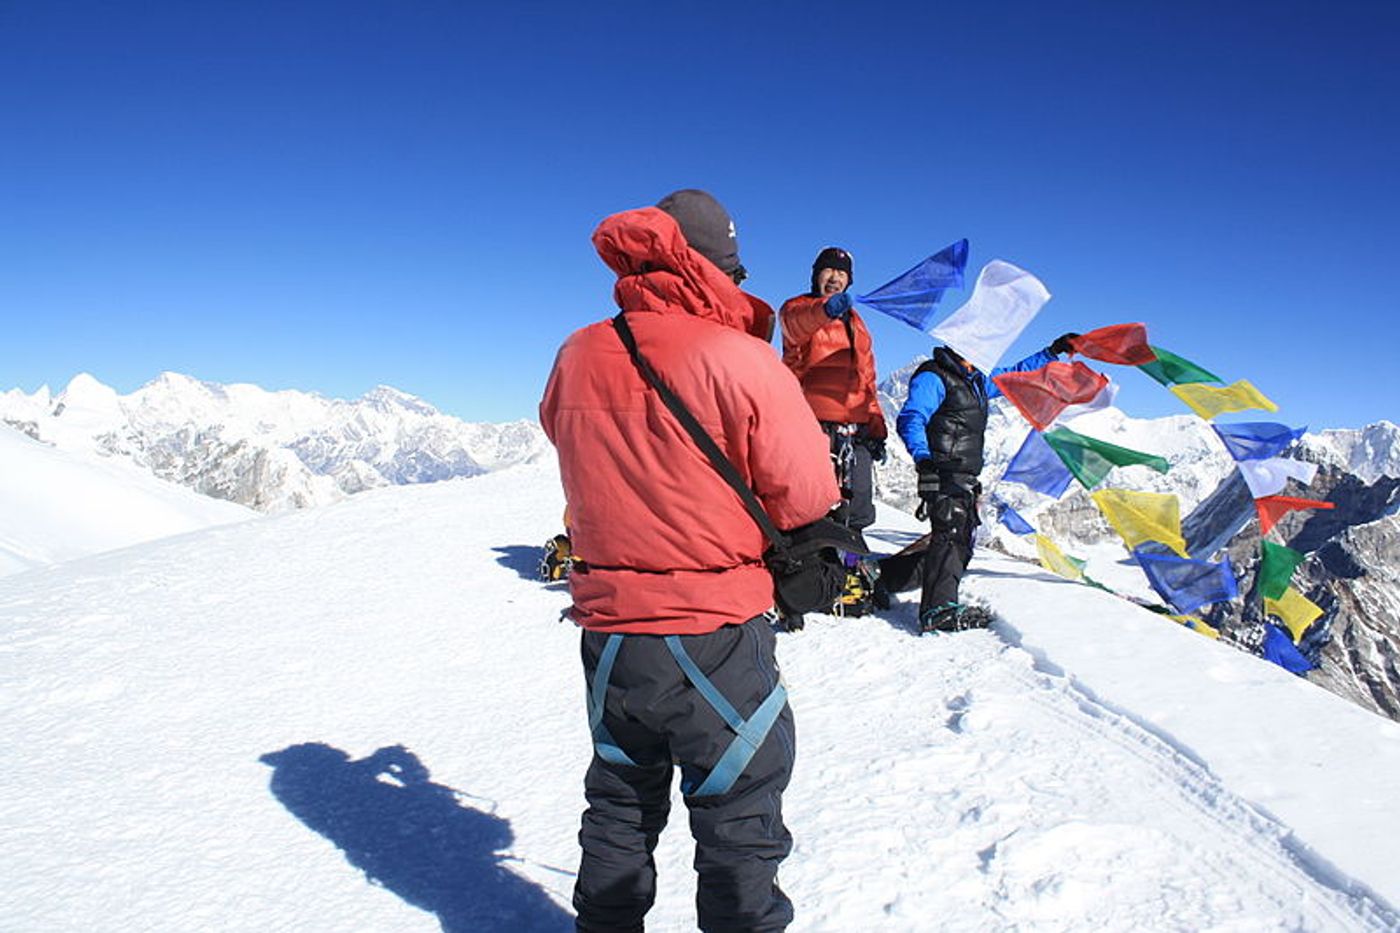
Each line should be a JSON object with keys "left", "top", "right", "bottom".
{"left": 2, "top": 1, "right": 1396, "bottom": 430}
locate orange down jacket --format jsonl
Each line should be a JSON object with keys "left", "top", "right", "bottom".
{"left": 540, "top": 208, "right": 840, "bottom": 635}
{"left": 779, "top": 295, "right": 887, "bottom": 438}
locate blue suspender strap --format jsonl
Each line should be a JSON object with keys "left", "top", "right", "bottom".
{"left": 664, "top": 634, "right": 788, "bottom": 797}
{"left": 587, "top": 634, "right": 637, "bottom": 767}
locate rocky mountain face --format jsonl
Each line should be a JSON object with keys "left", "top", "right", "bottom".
{"left": 875, "top": 359, "right": 1400, "bottom": 721}
{"left": 1, "top": 374, "right": 549, "bottom": 513}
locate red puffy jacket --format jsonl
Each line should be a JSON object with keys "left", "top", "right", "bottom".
{"left": 540, "top": 208, "right": 840, "bottom": 634}
{"left": 779, "top": 295, "right": 887, "bottom": 438}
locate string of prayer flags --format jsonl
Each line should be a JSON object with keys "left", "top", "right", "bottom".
{"left": 1035, "top": 534, "right": 1086, "bottom": 581}
{"left": 1171, "top": 614, "right": 1221, "bottom": 639}
{"left": 1238, "top": 457, "right": 1319, "bottom": 499}
{"left": 994, "top": 499, "right": 1036, "bottom": 535}
{"left": 1255, "top": 495, "right": 1335, "bottom": 535}
{"left": 993, "top": 361, "right": 1109, "bottom": 431}
{"left": 856, "top": 239, "right": 968, "bottom": 330}
{"left": 1212, "top": 422, "right": 1307, "bottom": 462}
{"left": 1043, "top": 426, "right": 1170, "bottom": 489}
{"left": 1068, "top": 323, "right": 1157, "bottom": 365}
{"left": 1264, "top": 586, "right": 1324, "bottom": 642}
{"left": 1133, "top": 549, "right": 1237, "bottom": 613}
{"left": 1137, "top": 346, "right": 1221, "bottom": 387}
{"left": 1257, "top": 541, "right": 1306, "bottom": 601}
{"left": 1260, "top": 623, "right": 1315, "bottom": 674}
{"left": 1093, "top": 488, "right": 1188, "bottom": 556}
{"left": 930, "top": 259, "right": 1051, "bottom": 373}
{"left": 1002, "top": 429, "right": 1075, "bottom": 498}
{"left": 1170, "top": 380, "right": 1278, "bottom": 420}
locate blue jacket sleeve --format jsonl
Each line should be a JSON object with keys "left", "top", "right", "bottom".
{"left": 982, "top": 349, "right": 1056, "bottom": 400}
{"left": 896, "top": 370, "right": 945, "bottom": 463}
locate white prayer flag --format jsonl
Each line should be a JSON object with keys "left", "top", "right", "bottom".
{"left": 1054, "top": 382, "right": 1120, "bottom": 426}
{"left": 930, "top": 260, "right": 1051, "bottom": 373}
{"left": 1238, "top": 457, "right": 1319, "bottom": 499}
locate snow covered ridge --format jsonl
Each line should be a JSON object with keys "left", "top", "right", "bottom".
{"left": 1, "top": 373, "right": 549, "bottom": 513}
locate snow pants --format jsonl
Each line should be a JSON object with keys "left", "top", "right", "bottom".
{"left": 879, "top": 483, "right": 978, "bottom": 615}
{"left": 574, "top": 616, "right": 795, "bottom": 933}
{"left": 824, "top": 424, "right": 876, "bottom": 532}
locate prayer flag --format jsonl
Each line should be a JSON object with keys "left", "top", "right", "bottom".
{"left": 1255, "top": 495, "right": 1335, "bottom": 535}
{"left": 1264, "top": 586, "right": 1324, "bottom": 642}
{"left": 1043, "top": 426, "right": 1171, "bottom": 489}
{"left": 1035, "top": 534, "right": 1085, "bottom": 581}
{"left": 930, "top": 260, "right": 1050, "bottom": 373}
{"left": 1238, "top": 457, "right": 1319, "bottom": 499}
{"left": 1068, "top": 323, "right": 1156, "bottom": 365}
{"left": 856, "top": 239, "right": 969, "bottom": 330}
{"left": 1094, "top": 489, "right": 1189, "bottom": 557}
{"left": 993, "top": 361, "right": 1109, "bottom": 431}
{"left": 1212, "top": 422, "right": 1307, "bottom": 461}
{"left": 1171, "top": 614, "right": 1221, "bottom": 639}
{"left": 1137, "top": 346, "right": 1221, "bottom": 387}
{"left": 1171, "top": 380, "right": 1278, "bottom": 420}
{"left": 1055, "top": 381, "right": 1119, "bottom": 425}
{"left": 1260, "top": 623, "right": 1315, "bottom": 674}
{"left": 1002, "top": 429, "right": 1075, "bottom": 498}
{"left": 1257, "top": 541, "right": 1305, "bottom": 601}
{"left": 1134, "top": 550, "right": 1237, "bottom": 613}
{"left": 995, "top": 499, "right": 1036, "bottom": 535}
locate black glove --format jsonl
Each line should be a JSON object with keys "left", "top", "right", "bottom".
{"left": 1049, "top": 332, "right": 1080, "bottom": 356}
{"left": 824, "top": 291, "right": 853, "bottom": 319}
{"left": 866, "top": 437, "right": 887, "bottom": 464}
{"left": 916, "top": 460, "right": 939, "bottom": 500}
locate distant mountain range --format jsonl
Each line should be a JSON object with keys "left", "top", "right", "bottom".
{"left": 1, "top": 373, "right": 549, "bottom": 513}
{"left": 876, "top": 358, "right": 1400, "bottom": 722}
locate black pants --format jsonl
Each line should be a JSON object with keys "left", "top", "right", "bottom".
{"left": 878, "top": 488, "right": 978, "bottom": 616}
{"left": 824, "top": 425, "right": 875, "bottom": 531}
{"left": 574, "top": 617, "right": 795, "bottom": 933}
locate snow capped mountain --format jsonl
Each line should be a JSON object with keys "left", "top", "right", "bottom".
{"left": 1299, "top": 420, "right": 1400, "bottom": 484}
{"left": 3, "top": 460, "right": 1400, "bottom": 930}
{"left": 0, "top": 421, "right": 253, "bottom": 577}
{"left": 1, "top": 373, "right": 549, "bottom": 513}
{"left": 874, "top": 357, "right": 1400, "bottom": 722}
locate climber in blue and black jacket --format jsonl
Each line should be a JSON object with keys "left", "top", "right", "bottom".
{"left": 882, "top": 334, "right": 1078, "bottom": 633}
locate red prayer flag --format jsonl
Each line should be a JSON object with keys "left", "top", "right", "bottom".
{"left": 1255, "top": 495, "right": 1335, "bottom": 534}
{"left": 993, "top": 361, "right": 1110, "bottom": 431}
{"left": 1069, "top": 323, "right": 1157, "bottom": 365}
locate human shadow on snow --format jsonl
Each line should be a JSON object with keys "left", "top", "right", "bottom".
{"left": 493, "top": 545, "right": 547, "bottom": 581}
{"left": 259, "top": 742, "right": 572, "bottom": 932}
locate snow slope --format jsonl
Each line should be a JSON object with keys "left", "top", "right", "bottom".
{"left": 0, "top": 424, "right": 253, "bottom": 577}
{"left": 2, "top": 460, "right": 1398, "bottom": 931}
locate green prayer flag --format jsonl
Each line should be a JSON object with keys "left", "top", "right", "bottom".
{"left": 1258, "top": 541, "right": 1305, "bottom": 601}
{"left": 1137, "top": 346, "right": 1221, "bottom": 387}
{"left": 1042, "top": 426, "right": 1171, "bottom": 489}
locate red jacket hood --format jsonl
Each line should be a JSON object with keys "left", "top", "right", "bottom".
{"left": 593, "top": 207, "right": 764, "bottom": 336}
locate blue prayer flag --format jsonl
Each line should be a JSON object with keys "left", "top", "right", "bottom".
{"left": 1002, "top": 430, "right": 1074, "bottom": 498}
{"left": 856, "top": 239, "right": 968, "bottom": 330}
{"left": 1133, "top": 549, "right": 1238, "bottom": 614}
{"left": 1212, "top": 422, "right": 1307, "bottom": 462}
{"left": 995, "top": 499, "right": 1036, "bottom": 535}
{"left": 1261, "top": 623, "right": 1315, "bottom": 675}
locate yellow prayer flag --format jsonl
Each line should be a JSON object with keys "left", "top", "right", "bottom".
{"left": 1090, "top": 488, "right": 1188, "bottom": 557}
{"left": 1169, "top": 380, "right": 1279, "bottom": 420}
{"left": 1170, "top": 614, "right": 1220, "bottom": 639}
{"left": 1264, "top": 586, "right": 1323, "bottom": 642}
{"left": 1035, "top": 534, "right": 1084, "bottom": 581}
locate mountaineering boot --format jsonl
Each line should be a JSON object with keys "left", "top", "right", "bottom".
{"left": 919, "top": 602, "right": 995, "bottom": 634}
{"left": 871, "top": 575, "right": 891, "bottom": 611}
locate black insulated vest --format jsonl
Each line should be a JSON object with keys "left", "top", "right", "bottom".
{"left": 915, "top": 347, "right": 989, "bottom": 476}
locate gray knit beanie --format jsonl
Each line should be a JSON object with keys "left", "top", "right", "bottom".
{"left": 656, "top": 189, "right": 742, "bottom": 276}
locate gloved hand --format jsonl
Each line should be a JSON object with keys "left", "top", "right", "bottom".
{"left": 1049, "top": 332, "right": 1080, "bottom": 356}
{"left": 916, "top": 460, "right": 939, "bottom": 500}
{"left": 866, "top": 437, "right": 887, "bottom": 464}
{"left": 824, "top": 291, "right": 853, "bottom": 319}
